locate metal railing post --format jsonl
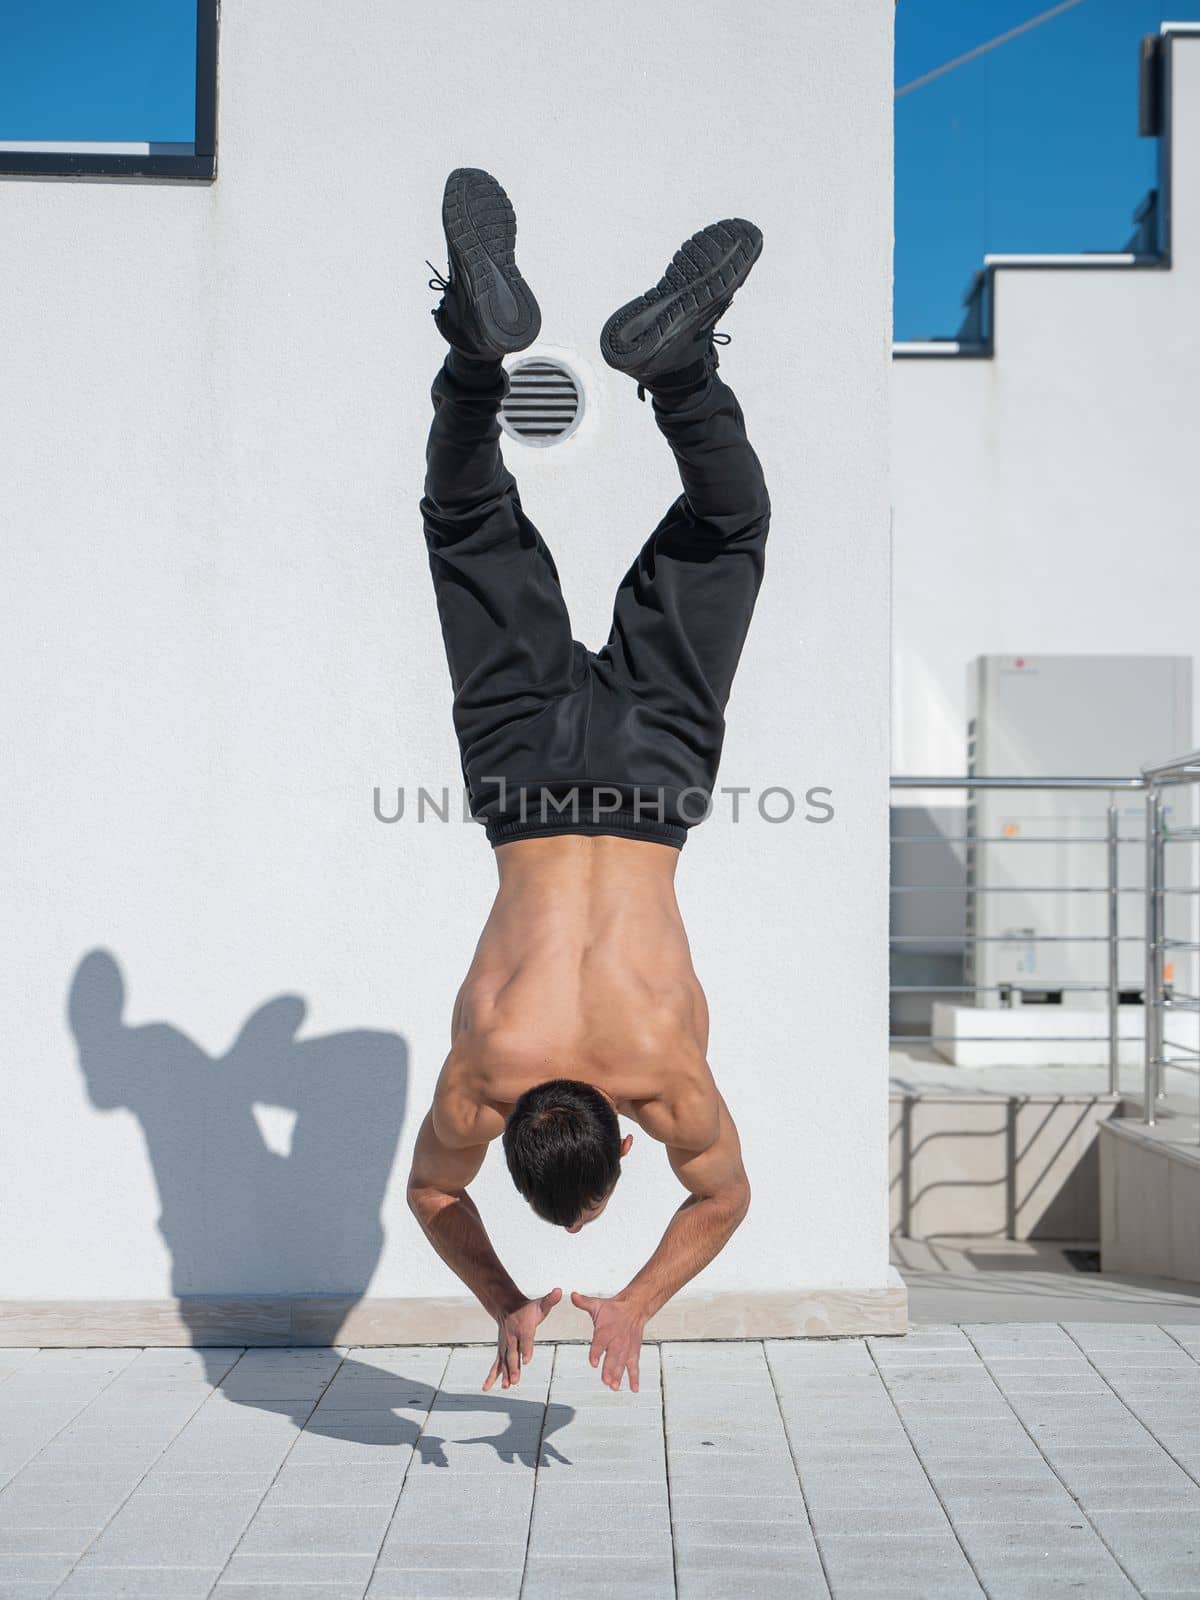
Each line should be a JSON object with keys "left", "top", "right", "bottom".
{"left": 1144, "top": 788, "right": 1163, "bottom": 1124}
{"left": 1107, "top": 800, "right": 1120, "bottom": 1097}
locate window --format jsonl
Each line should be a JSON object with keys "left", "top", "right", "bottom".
{"left": 0, "top": 0, "right": 217, "bottom": 181}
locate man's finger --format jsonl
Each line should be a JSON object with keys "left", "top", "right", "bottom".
{"left": 589, "top": 1332, "right": 605, "bottom": 1370}
{"left": 540, "top": 1287, "right": 563, "bottom": 1316}
{"left": 628, "top": 1354, "right": 640, "bottom": 1395}
{"left": 521, "top": 1331, "right": 535, "bottom": 1364}
{"left": 602, "top": 1352, "right": 623, "bottom": 1391}
{"left": 482, "top": 1357, "right": 501, "bottom": 1393}
{"left": 506, "top": 1339, "right": 521, "bottom": 1386}
{"left": 571, "top": 1291, "right": 598, "bottom": 1315}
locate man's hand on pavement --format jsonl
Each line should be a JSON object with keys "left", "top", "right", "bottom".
{"left": 570, "top": 1291, "right": 647, "bottom": 1392}
{"left": 483, "top": 1287, "right": 562, "bottom": 1391}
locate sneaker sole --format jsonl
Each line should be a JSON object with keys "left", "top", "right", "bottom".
{"left": 443, "top": 168, "right": 541, "bottom": 356}
{"left": 599, "top": 218, "right": 762, "bottom": 374}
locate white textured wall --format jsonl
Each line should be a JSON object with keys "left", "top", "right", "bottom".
{"left": 0, "top": 0, "right": 894, "bottom": 1307}
{"left": 892, "top": 35, "right": 1200, "bottom": 778}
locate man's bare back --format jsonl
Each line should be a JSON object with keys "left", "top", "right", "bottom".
{"left": 439, "top": 835, "right": 719, "bottom": 1154}
{"left": 408, "top": 838, "right": 750, "bottom": 1393}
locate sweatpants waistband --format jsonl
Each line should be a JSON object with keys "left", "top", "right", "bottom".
{"left": 485, "top": 809, "right": 686, "bottom": 851}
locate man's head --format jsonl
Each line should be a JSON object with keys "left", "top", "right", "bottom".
{"left": 503, "top": 1079, "right": 632, "bottom": 1231}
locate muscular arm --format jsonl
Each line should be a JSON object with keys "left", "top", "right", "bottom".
{"left": 406, "top": 1109, "right": 521, "bottom": 1321}
{"left": 572, "top": 1090, "right": 750, "bottom": 1391}
{"left": 624, "top": 1091, "right": 750, "bottom": 1316}
{"left": 407, "top": 1101, "right": 563, "bottom": 1390}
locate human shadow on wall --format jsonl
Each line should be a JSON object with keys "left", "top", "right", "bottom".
{"left": 66, "top": 949, "right": 575, "bottom": 1464}
{"left": 68, "top": 948, "right": 407, "bottom": 1325}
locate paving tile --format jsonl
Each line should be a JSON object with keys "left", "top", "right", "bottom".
{"left": 262, "top": 1464, "right": 407, "bottom": 1506}
{"left": 897, "top": 1419, "right": 1037, "bottom": 1452}
{"left": 528, "top": 1482, "right": 669, "bottom": 1531}
{"left": 153, "top": 1432, "right": 294, "bottom": 1474}
{"left": 219, "top": 1552, "right": 377, "bottom": 1587}
{"left": 368, "top": 1572, "right": 523, "bottom": 1599}
{"left": 82, "top": 1490, "right": 261, "bottom": 1565}
{"left": 805, "top": 1502, "right": 951, "bottom": 1537}
{"left": 0, "top": 1525, "right": 98, "bottom": 1555}
{"left": 528, "top": 1530, "right": 673, "bottom": 1564}
{"left": 535, "top": 1455, "right": 659, "bottom": 1483}
{"left": 816, "top": 1533, "right": 984, "bottom": 1597}
{"left": 672, "top": 1517, "right": 817, "bottom": 1549}
{"left": 1075, "top": 1482, "right": 1200, "bottom": 1514}
{"left": 535, "top": 1405, "right": 657, "bottom": 1432}
{"left": 887, "top": 1397, "right": 1017, "bottom": 1421}
{"left": 766, "top": 1339, "right": 880, "bottom": 1367}
{"left": 236, "top": 1501, "right": 393, "bottom": 1555}
{"left": 986, "top": 1371, "right": 1113, "bottom": 1396}
{"left": 959, "top": 1520, "right": 1124, "bottom": 1575}
{"left": 0, "top": 1352, "right": 42, "bottom": 1376}
{"left": 519, "top": 1555, "right": 674, "bottom": 1598}
{"left": 978, "top": 1577, "right": 1137, "bottom": 1599}
{"left": 674, "top": 1544, "right": 830, "bottom": 1599}
{"left": 670, "top": 1491, "right": 808, "bottom": 1525}
{"left": 0, "top": 1553, "right": 75, "bottom": 1587}
{"left": 912, "top": 1452, "right": 1065, "bottom": 1483}
{"left": 211, "top": 1586, "right": 364, "bottom": 1600}
{"left": 1022, "top": 1420, "right": 1145, "bottom": 1459}
{"left": 1091, "top": 1509, "right": 1200, "bottom": 1590}
{"left": 664, "top": 1458, "right": 802, "bottom": 1497}
{"left": 871, "top": 1327, "right": 971, "bottom": 1347}
{"left": 871, "top": 1346, "right": 982, "bottom": 1368}
{"left": 380, "top": 1489, "right": 532, "bottom": 1557}
{"left": 934, "top": 1477, "right": 1082, "bottom": 1525}
{"left": 136, "top": 1468, "right": 274, "bottom": 1496}
{"left": 342, "top": 1347, "right": 450, "bottom": 1372}
{"left": 1066, "top": 1324, "right": 1181, "bottom": 1347}
{"left": 368, "top": 1541, "right": 527, "bottom": 1571}
{"left": 0, "top": 1486, "right": 129, "bottom": 1531}
{"left": 543, "top": 1422, "right": 663, "bottom": 1451}
{"left": 1162, "top": 1325, "right": 1200, "bottom": 1351}
{"left": 55, "top": 1568, "right": 224, "bottom": 1597}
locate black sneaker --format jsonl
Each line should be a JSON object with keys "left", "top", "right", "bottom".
{"left": 428, "top": 168, "right": 541, "bottom": 359}
{"left": 600, "top": 219, "right": 762, "bottom": 390}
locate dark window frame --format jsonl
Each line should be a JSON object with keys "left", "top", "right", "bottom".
{"left": 0, "top": 0, "right": 218, "bottom": 182}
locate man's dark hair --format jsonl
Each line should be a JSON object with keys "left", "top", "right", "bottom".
{"left": 503, "top": 1079, "right": 622, "bottom": 1227}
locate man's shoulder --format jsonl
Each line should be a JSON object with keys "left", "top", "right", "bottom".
{"left": 626, "top": 1058, "right": 721, "bottom": 1153}
{"left": 431, "top": 1057, "right": 507, "bottom": 1149}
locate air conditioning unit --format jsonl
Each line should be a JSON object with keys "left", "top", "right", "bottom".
{"left": 967, "top": 655, "right": 1193, "bottom": 1010}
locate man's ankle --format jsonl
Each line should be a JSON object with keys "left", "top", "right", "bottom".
{"left": 446, "top": 346, "right": 506, "bottom": 390}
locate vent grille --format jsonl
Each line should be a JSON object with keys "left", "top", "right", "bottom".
{"left": 500, "top": 357, "right": 583, "bottom": 447}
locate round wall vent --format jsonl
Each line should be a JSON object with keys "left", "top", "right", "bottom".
{"left": 500, "top": 357, "right": 583, "bottom": 447}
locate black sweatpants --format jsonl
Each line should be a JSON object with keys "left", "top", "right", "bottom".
{"left": 420, "top": 352, "right": 771, "bottom": 849}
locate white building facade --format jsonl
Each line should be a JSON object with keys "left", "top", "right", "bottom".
{"left": 892, "top": 27, "right": 1200, "bottom": 781}
{"left": 0, "top": 1, "right": 898, "bottom": 1340}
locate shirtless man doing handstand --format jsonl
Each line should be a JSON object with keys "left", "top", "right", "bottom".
{"left": 407, "top": 169, "right": 769, "bottom": 1394}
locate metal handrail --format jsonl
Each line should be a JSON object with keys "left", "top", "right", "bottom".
{"left": 892, "top": 833, "right": 1143, "bottom": 844}
{"left": 893, "top": 775, "right": 1144, "bottom": 791}
{"left": 891, "top": 766, "right": 1200, "bottom": 1139}
{"left": 1141, "top": 754, "right": 1200, "bottom": 1132}
{"left": 1142, "top": 749, "right": 1200, "bottom": 781}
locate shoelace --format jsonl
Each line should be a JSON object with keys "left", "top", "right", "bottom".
{"left": 426, "top": 260, "right": 450, "bottom": 293}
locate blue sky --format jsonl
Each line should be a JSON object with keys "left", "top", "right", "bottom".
{"left": 897, "top": 0, "right": 1200, "bottom": 337}
{"left": 3, "top": 1, "right": 1199, "bottom": 336}
{"left": 0, "top": 0, "right": 195, "bottom": 142}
